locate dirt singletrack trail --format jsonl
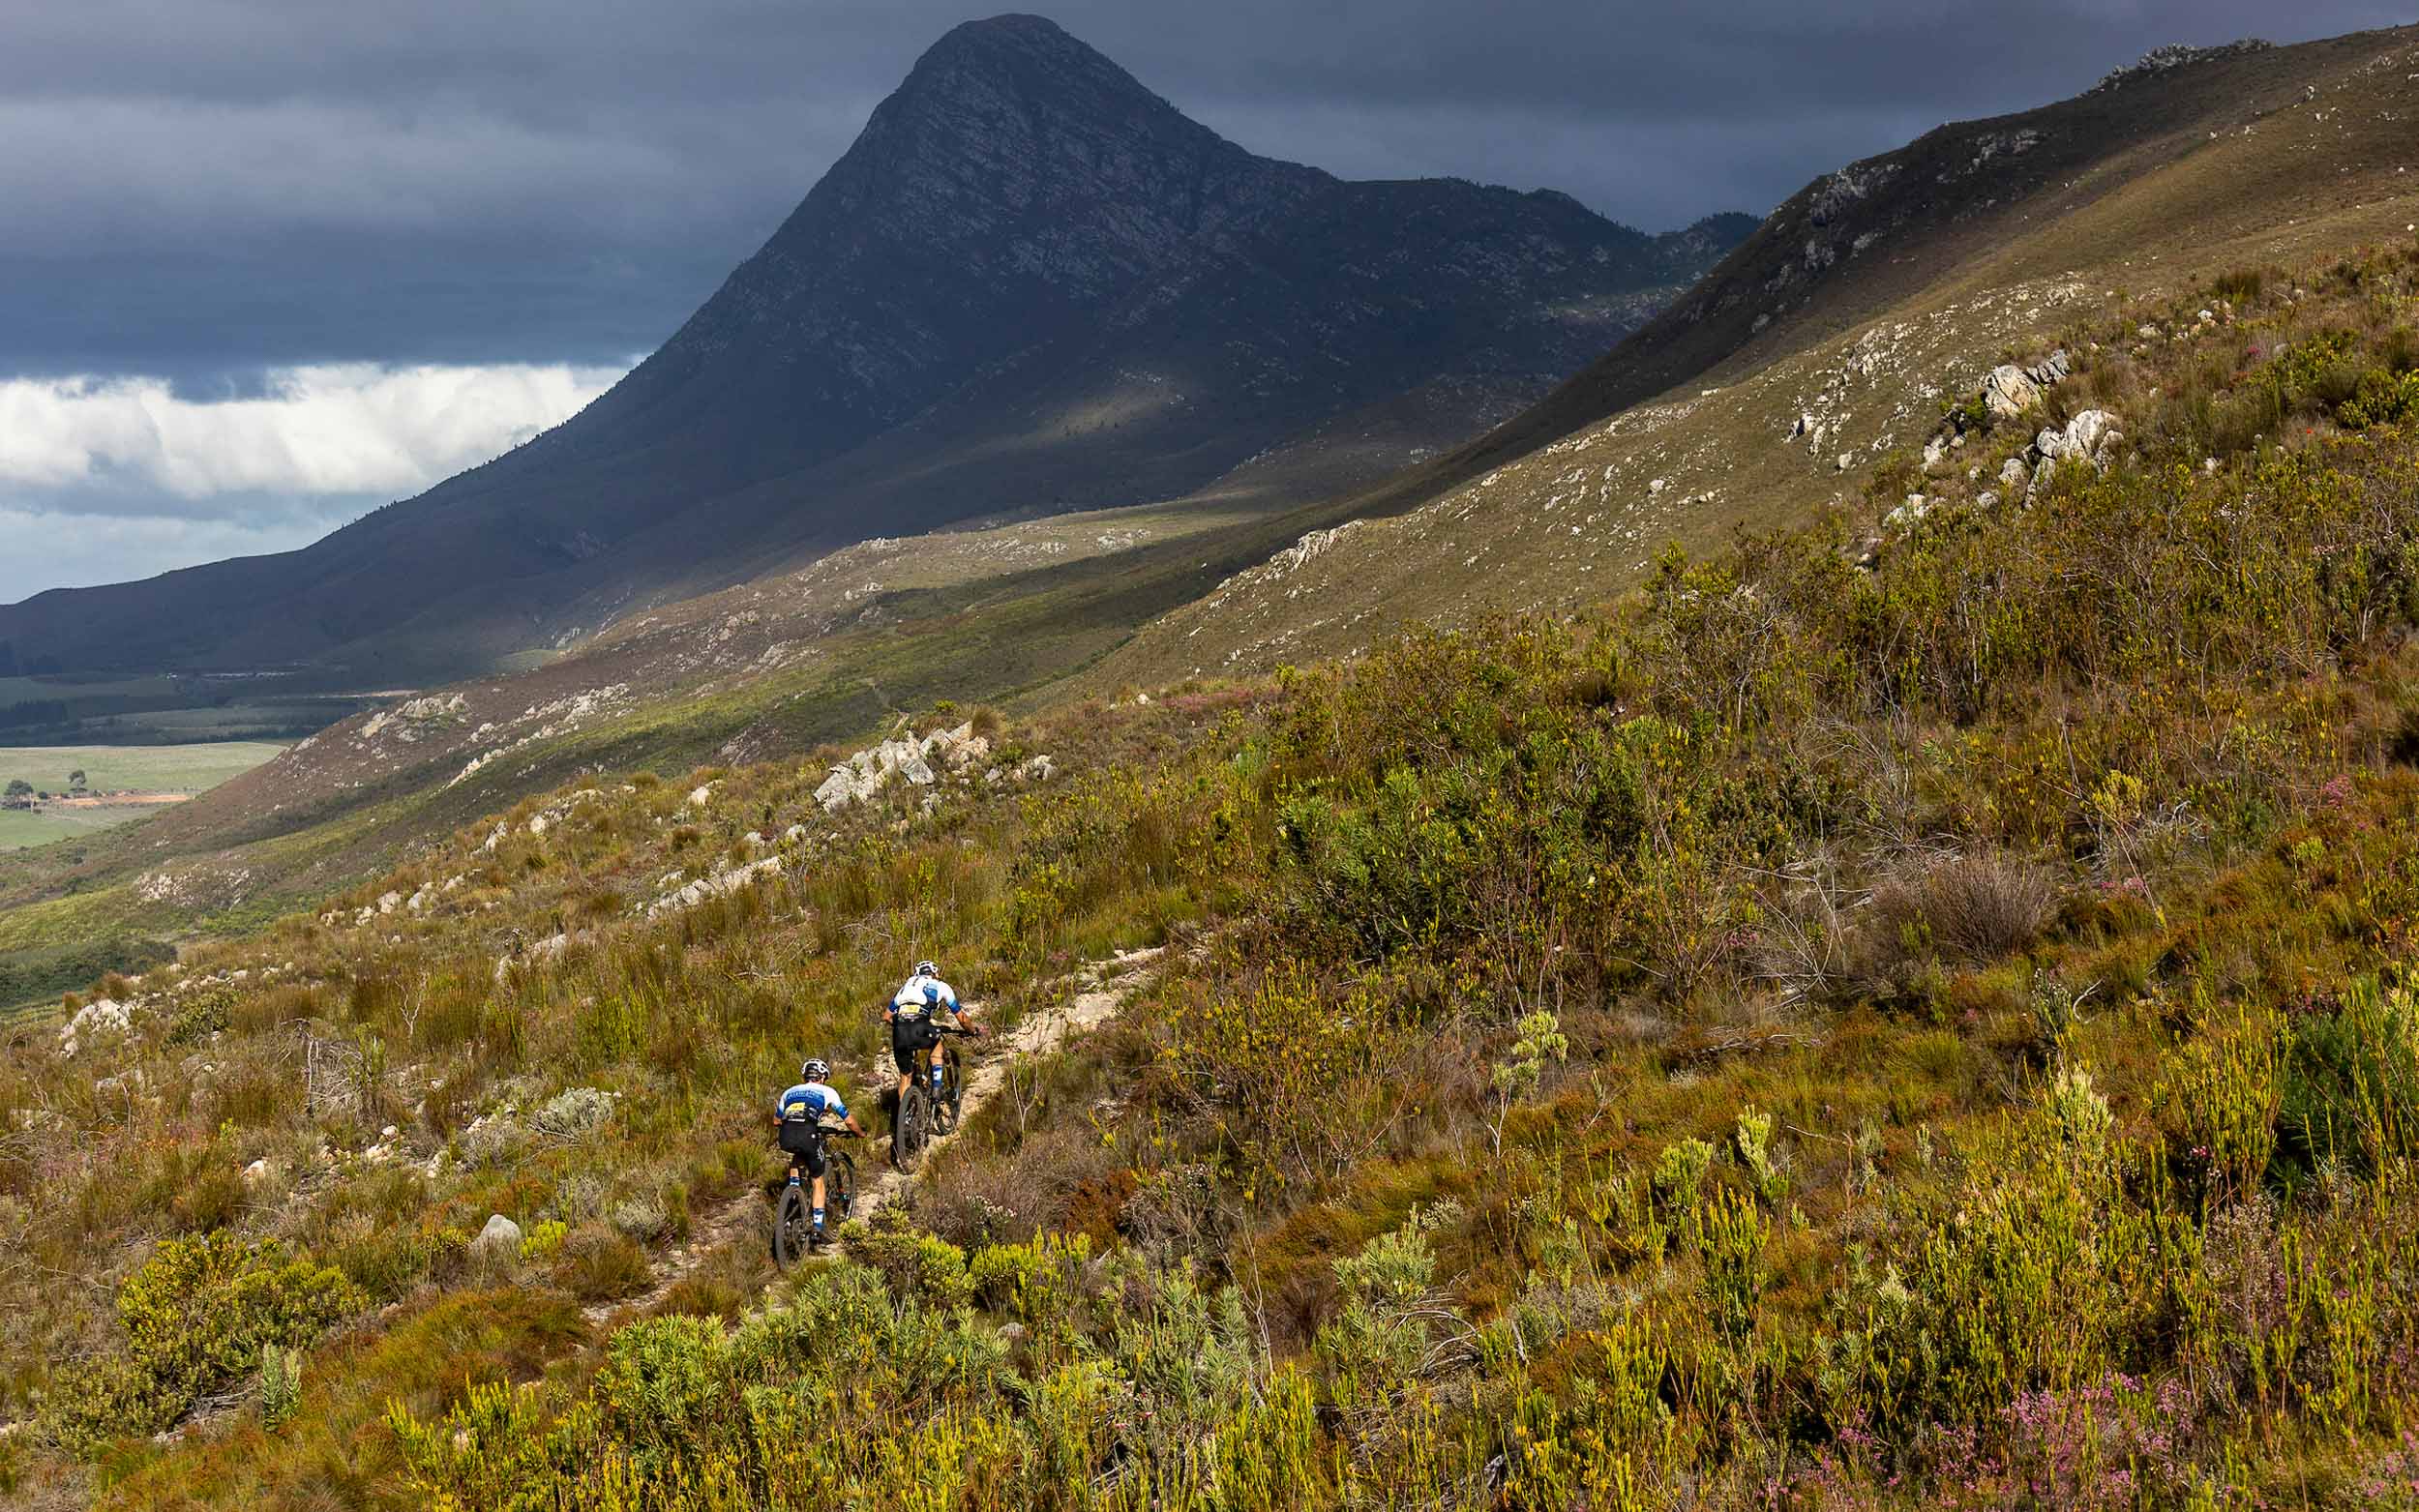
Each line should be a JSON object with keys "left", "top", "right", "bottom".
{"left": 584, "top": 946, "right": 1163, "bottom": 1324}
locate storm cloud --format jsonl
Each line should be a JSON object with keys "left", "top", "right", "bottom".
{"left": 2, "top": 0, "right": 2407, "bottom": 596}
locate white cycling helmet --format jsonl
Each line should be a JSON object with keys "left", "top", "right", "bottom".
{"left": 800, "top": 1057, "right": 830, "bottom": 1082}
{"left": 913, "top": 959, "right": 939, "bottom": 979}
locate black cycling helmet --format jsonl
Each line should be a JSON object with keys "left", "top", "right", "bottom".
{"left": 800, "top": 1057, "right": 830, "bottom": 1082}
{"left": 913, "top": 959, "right": 939, "bottom": 979}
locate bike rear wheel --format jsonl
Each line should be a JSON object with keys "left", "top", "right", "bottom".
{"left": 773, "top": 1184, "right": 812, "bottom": 1269}
{"left": 893, "top": 1085, "right": 930, "bottom": 1172}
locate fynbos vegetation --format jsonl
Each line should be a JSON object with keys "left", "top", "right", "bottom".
{"left": 6, "top": 244, "right": 2419, "bottom": 1506}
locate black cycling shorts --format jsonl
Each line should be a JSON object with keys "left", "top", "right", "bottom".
{"left": 890, "top": 1014, "right": 941, "bottom": 1074}
{"left": 777, "top": 1119, "right": 828, "bottom": 1176}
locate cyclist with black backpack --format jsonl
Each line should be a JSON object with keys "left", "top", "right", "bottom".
{"left": 772, "top": 1058, "right": 866, "bottom": 1245}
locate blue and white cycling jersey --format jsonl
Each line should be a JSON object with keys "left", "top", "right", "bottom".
{"left": 774, "top": 1081, "right": 849, "bottom": 1123}
{"left": 890, "top": 973, "right": 961, "bottom": 1021}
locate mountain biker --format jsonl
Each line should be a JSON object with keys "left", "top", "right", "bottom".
{"left": 772, "top": 1058, "right": 867, "bottom": 1242}
{"left": 886, "top": 958, "right": 982, "bottom": 1110}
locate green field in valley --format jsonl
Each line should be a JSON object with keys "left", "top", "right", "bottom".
{"left": 0, "top": 741, "right": 286, "bottom": 850}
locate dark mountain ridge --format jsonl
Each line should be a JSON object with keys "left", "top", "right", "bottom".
{"left": 0, "top": 14, "right": 1747, "bottom": 679}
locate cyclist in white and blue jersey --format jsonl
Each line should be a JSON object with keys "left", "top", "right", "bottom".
{"left": 886, "top": 959, "right": 983, "bottom": 1107}
{"left": 772, "top": 1058, "right": 866, "bottom": 1240}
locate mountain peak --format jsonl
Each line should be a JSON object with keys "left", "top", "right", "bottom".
{"left": 883, "top": 13, "right": 1181, "bottom": 119}
{"left": 923, "top": 12, "right": 1083, "bottom": 55}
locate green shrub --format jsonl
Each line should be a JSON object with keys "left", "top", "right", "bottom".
{"left": 1653, "top": 1138, "right": 1717, "bottom": 1214}
{"left": 2157, "top": 1007, "right": 2287, "bottom": 1202}
{"left": 967, "top": 1230, "right": 1090, "bottom": 1323}
{"left": 256, "top": 1343, "right": 302, "bottom": 1430}
{"left": 1733, "top": 1107, "right": 1786, "bottom": 1205}
{"left": 2339, "top": 367, "right": 2419, "bottom": 430}
{"left": 2278, "top": 977, "right": 2419, "bottom": 1181}
{"left": 849, "top": 1217, "right": 974, "bottom": 1310}
{"left": 39, "top": 1232, "right": 361, "bottom": 1455}
{"left": 2044, "top": 1062, "right": 2113, "bottom": 1147}
{"left": 1688, "top": 1187, "right": 1767, "bottom": 1342}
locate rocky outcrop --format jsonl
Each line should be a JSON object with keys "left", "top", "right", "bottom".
{"left": 2091, "top": 40, "right": 2272, "bottom": 94}
{"left": 1982, "top": 365, "right": 2042, "bottom": 421}
{"left": 1920, "top": 349, "right": 2078, "bottom": 473}
{"left": 57, "top": 998, "right": 133, "bottom": 1059}
{"left": 645, "top": 857, "right": 784, "bottom": 921}
{"left": 2026, "top": 409, "right": 2123, "bottom": 497}
{"left": 814, "top": 723, "right": 1008, "bottom": 812}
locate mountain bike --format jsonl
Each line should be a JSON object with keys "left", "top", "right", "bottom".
{"left": 892, "top": 1024, "right": 976, "bottom": 1172}
{"left": 773, "top": 1127, "right": 858, "bottom": 1269}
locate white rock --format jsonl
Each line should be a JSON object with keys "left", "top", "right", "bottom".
{"left": 1982, "top": 365, "right": 2041, "bottom": 420}
{"left": 58, "top": 997, "right": 133, "bottom": 1056}
{"left": 473, "top": 1214, "right": 523, "bottom": 1256}
{"left": 2066, "top": 409, "right": 2116, "bottom": 457}
{"left": 646, "top": 856, "right": 783, "bottom": 920}
{"left": 1885, "top": 493, "right": 1930, "bottom": 528}
{"left": 687, "top": 784, "right": 715, "bottom": 808}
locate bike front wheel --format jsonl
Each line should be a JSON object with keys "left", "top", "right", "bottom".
{"left": 933, "top": 1045, "right": 964, "bottom": 1134}
{"left": 828, "top": 1151, "right": 856, "bottom": 1223}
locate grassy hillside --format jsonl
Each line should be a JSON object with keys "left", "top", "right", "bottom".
{"left": 1090, "top": 26, "right": 2419, "bottom": 689}
{"left": 5, "top": 242, "right": 2419, "bottom": 1506}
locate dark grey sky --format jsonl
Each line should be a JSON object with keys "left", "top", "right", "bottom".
{"left": 6, "top": 0, "right": 2406, "bottom": 377}
{"left": 0, "top": 0, "right": 2407, "bottom": 601}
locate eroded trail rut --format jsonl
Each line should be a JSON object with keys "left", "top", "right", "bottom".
{"left": 586, "top": 946, "right": 1163, "bottom": 1323}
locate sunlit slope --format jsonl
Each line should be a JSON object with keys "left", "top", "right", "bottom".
{"left": 1089, "top": 27, "right": 2419, "bottom": 686}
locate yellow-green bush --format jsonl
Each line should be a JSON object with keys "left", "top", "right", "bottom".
{"left": 40, "top": 1232, "right": 361, "bottom": 1455}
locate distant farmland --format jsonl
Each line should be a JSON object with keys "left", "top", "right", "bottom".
{"left": 0, "top": 742, "right": 284, "bottom": 849}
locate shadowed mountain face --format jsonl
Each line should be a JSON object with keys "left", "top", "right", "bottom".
{"left": 0, "top": 14, "right": 1749, "bottom": 680}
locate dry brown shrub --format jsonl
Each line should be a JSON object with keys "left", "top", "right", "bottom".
{"left": 1869, "top": 850, "right": 2057, "bottom": 967}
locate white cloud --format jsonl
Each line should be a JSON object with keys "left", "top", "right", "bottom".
{"left": 0, "top": 361, "right": 628, "bottom": 509}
